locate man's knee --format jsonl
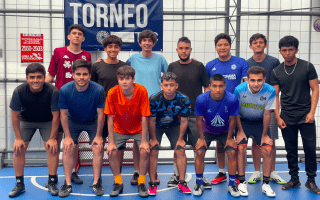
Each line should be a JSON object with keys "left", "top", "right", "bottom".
{"left": 237, "top": 145, "right": 247, "bottom": 155}
{"left": 261, "top": 146, "right": 272, "bottom": 157}
{"left": 196, "top": 149, "right": 206, "bottom": 159}
{"left": 174, "top": 149, "right": 186, "bottom": 157}
{"left": 226, "top": 150, "right": 236, "bottom": 161}
{"left": 92, "top": 145, "right": 104, "bottom": 156}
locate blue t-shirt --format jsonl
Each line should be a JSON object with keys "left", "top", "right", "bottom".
{"left": 59, "top": 81, "right": 106, "bottom": 122}
{"left": 234, "top": 82, "right": 276, "bottom": 121}
{"left": 206, "top": 56, "right": 249, "bottom": 93}
{"left": 195, "top": 91, "right": 239, "bottom": 134}
{"left": 150, "top": 91, "right": 192, "bottom": 129}
{"left": 127, "top": 53, "right": 168, "bottom": 97}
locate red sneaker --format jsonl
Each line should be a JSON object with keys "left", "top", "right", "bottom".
{"left": 178, "top": 181, "right": 192, "bottom": 194}
{"left": 211, "top": 172, "right": 227, "bottom": 184}
{"left": 148, "top": 182, "right": 157, "bottom": 196}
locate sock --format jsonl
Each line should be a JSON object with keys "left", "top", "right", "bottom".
{"left": 263, "top": 176, "right": 270, "bottom": 184}
{"left": 16, "top": 176, "right": 24, "bottom": 185}
{"left": 134, "top": 170, "right": 139, "bottom": 174}
{"left": 173, "top": 163, "right": 179, "bottom": 176}
{"left": 238, "top": 175, "right": 245, "bottom": 183}
{"left": 114, "top": 174, "right": 123, "bottom": 185}
{"left": 48, "top": 174, "right": 58, "bottom": 184}
{"left": 196, "top": 174, "right": 204, "bottom": 185}
{"left": 229, "top": 174, "right": 236, "bottom": 186}
{"left": 138, "top": 175, "right": 146, "bottom": 185}
{"left": 219, "top": 168, "right": 226, "bottom": 174}
{"left": 72, "top": 169, "right": 76, "bottom": 173}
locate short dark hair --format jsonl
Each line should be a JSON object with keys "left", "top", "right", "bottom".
{"left": 249, "top": 33, "right": 267, "bottom": 45}
{"left": 26, "top": 63, "right": 46, "bottom": 77}
{"left": 138, "top": 30, "right": 157, "bottom": 44}
{"left": 279, "top": 35, "right": 299, "bottom": 49}
{"left": 214, "top": 33, "right": 231, "bottom": 46}
{"left": 68, "top": 24, "right": 85, "bottom": 36}
{"left": 247, "top": 66, "right": 266, "bottom": 78}
{"left": 177, "top": 36, "right": 191, "bottom": 46}
{"left": 102, "top": 35, "right": 123, "bottom": 49}
{"left": 210, "top": 74, "right": 226, "bottom": 84}
{"left": 161, "top": 72, "right": 177, "bottom": 83}
{"left": 117, "top": 65, "right": 135, "bottom": 79}
{"left": 72, "top": 59, "right": 92, "bottom": 74}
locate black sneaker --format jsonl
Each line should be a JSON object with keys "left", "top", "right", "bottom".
{"left": 9, "top": 183, "right": 25, "bottom": 198}
{"left": 167, "top": 175, "right": 179, "bottom": 187}
{"left": 202, "top": 177, "right": 212, "bottom": 189}
{"left": 138, "top": 183, "right": 149, "bottom": 198}
{"left": 58, "top": 182, "right": 72, "bottom": 197}
{"left": 130, "top": 172, "right": 139, "bottom": 185}
{"left": 45, "top": 181, "right": 59, "bottom": 196}
{"left": 71, "top": 172, "right": 83, "bottom": 184}
{"left": 110, "top": 183, "right": 124, "bottom": 197}
{"left": 282, "top": 179, "right": 301, "bottom": 190}
{"left": 305, "top": 180, "right": 320, "bottom": 194}
{"left": 93, "top": 181, "right": 104, "bottom": 196}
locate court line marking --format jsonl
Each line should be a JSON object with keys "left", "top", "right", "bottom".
{"left": 30, "top": 173, "right": 193, "bottom": 197}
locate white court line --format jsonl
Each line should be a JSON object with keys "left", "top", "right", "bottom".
{"left": 30, "top": 173, "right": 193, "bottom": 197}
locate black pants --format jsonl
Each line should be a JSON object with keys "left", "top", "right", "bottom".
{"left": 281, "top": 122, "right": 317, "bottom": 180}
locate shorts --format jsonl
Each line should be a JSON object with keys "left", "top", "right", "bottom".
{"left": 153, "top": 125, "right": 187, "bottom": 150}
{"left": 237, "top": 119, "right": 272, "bottom": 147}
{"left": 20, "top": 121, "right": 57, "bottom": 142}
{"left": 269, "top": 111, "right": 278, "bottom": 140}
{"left": 69, "top": 119, "right": 97, "bottom": 145}
{"left": 201, "top": 132, "right": 235, "bottom": 151}
{"left": 102, "top": 114, "right": 109, "bottom": 138}
{"left": 114, "top": 132, "right": 149, "bottom": 151}
{"left": 186, "top": 117, "right": 200, "bottom": 147}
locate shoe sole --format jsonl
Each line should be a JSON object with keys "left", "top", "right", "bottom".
{"left": 262, "top": 190, "right": 276, "bottom": 197}
{"left": 282, "top": 182, "right": 301, "bottom": 190}
{"left": 193, "top": 192, "right": 203, "bottom": 196}
{"left": 110, "top": 187, "right": 123, "bottom": 197}
{"left": 270, "top": 178, "right": 286, "bottom": 185}
{"left": 148, "top": 192, "right": 157, "bottom": 196}
{"left": 305, "top": 182, "right": 320, "bottom": 194}
{"left": 9, "top": 189, "right": 26, "bottom": 198}
{"left": 211, "top": 179, "right": 227, "bottom": 185}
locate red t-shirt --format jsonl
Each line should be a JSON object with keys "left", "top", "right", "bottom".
{"left": 48, "top": 46, "right": 91, "bottom": 91}
{"left": 105, "top": 83, "right": 151, "bottom": 135}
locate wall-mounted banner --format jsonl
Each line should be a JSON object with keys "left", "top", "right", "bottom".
{"left": 64, "top": 0, "right": 163, "bottom": 51}
{"left": 20, "top": 34, "right": 44, "bottom": 63}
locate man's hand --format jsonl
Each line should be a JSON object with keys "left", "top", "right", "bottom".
{"left": 276, "top": 118, "right": 287, "bottom": 129}
{"left": 91, "top": 135, "right": 104, "bottom": 151}
{"left": 139, "top": 141, "right": 150, "bottom": 153}
{"left": 305, "top": 112, "right": 315, "bottom": 123}
{"left": 261, "top": 135, "right": 273, "bottom": 146}
{"left": 225, "top": 138, "right": 237, "bottom": 149}
{"left": 175, "top": 139, "right": 186, "bottom": 149}
{"left": 95, "top": 58, "right": 103, "bottom": 63}
{"left": 236, "top": 130, "right": 247, "bottom": 144}
{"left": 63, "top": 137, "right": 74, "bottom": 152}
{"left": 149, "top": 138, "right": 159, "bottom": 149}
{"left": 14, "top": 139, "right": 26, "bottom": 155}
{"left": 106, "top": 142, "right": 117, "bottom": 155}
{"left": 195, "top": 138, "right": 207, "bottom": 151}
{"left": 46, "top": 139, "right": 58, "bottom": 154}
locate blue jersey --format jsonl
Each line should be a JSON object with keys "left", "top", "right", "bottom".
{"left": 206, "top": 56, "right": 249, "bottom": 93}
{"left": 195, "top": 91, "right": 239, "bottom": 134}
{"left": 150, "top": 91, "right": 192, "bottom": 128}
{"left": 234, "top": 82, "right": 276, "bottom": 121}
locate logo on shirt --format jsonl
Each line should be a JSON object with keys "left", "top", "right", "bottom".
{"left": 63, "top": 55, "right": 69, "bottom": 59}
{"left": 207, "top": 109, "right": 211, "bottom": 113}
{"left": 241, "top": 103, "right": 265, "bottom": 110}
{"left": 231, "top": 64, "right": 237, "bottom": 70}
{"left": 65, "top": 72, "right": 72, "bottom": 78}
{"left": 260, "top": 96, "right": 266, "bottom": 101}
{"left": 175, "top": 106, "right": 181, "bottom": 110}
{"left": 212, "top": 67, "right": 217, "bottom": 71}
{"left": 211, "top": 113, "right": 225, "bottom": 127}
{"left": 82, "top": 55, "right": 87, "bottom": 60}
{"left": 223, "top": 74, "right": 236, "bottom": 80}
{"left": 160, "top": 116, "right": 174, "bottom": 124}
{"left": 168, "top": 107, "right": 171, "bottom": 110}
{"left": 63, "top": 60, "right": 72, "bottom": 68}
{"left": 243, "top": 94, "right": 247, "bottom": 98}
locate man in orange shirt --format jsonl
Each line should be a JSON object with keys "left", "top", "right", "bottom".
{"left": 105, "top": 65, "right": 151, "bottom": 197}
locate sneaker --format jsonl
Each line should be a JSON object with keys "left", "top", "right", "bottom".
{"left": 270, "top": 171, "right": 286, "bottom": 185}
{"left": 193, "top": 184, "right": 204, "bottom": 196}
{"left": 262, "top": 183, "right": 276, "bottom": 197}
{"left": 93, "top": 181, "right": 104, "bottom": 196}
{"left": 130, "top": 172, "right": 139, "bottom": 185}
{"left": 211, "top": 172, "right": 227, "bottom": 184}
{"left": 178, "top": 181, "right": 192, "bottom": 194}
{"left": 8, "top": 183, "right": 25, "bottom": 197}
{"left": 89, "top": 175, "right": 102, "bottom": 187}
{"left": 45, "top": 181, "right": 59, "bottom": 196}
{"left": 71, "top": 172, "right": 83, "bottom": 184}
{"left": 58, "top": 182, "right": 72, "bottom": 197}
{"left": 148, "top": 182, "right": 157, "bottom": 196}
{"left": 167, "top": 175, "right": 179, "bottom": 187}
{"left": 155, "top": 172, "right": 160, "bottom": 185}
{"left": 248, "top": 171, "right": 261, "bottom": 184}
{"left": 228, "top": 185, "right": 240, "bottom": 197}
{"left": 110, "top": 183, "right": 123, "bottom": 197}
{"left": 202, "top": 177, "right": 212, "bottom": 189}
{"left": 238, "top": 181, "right": 249, "bottom": 196}
{"left": 305, "top": 181, "right": 320, "bottom": 194}
{"left": 282, "top": 179, "right": 301, "bottom": 190}
{"left": 138, "top": 183, "right": 149, "bottom": 198}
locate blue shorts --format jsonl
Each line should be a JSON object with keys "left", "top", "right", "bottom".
{"left": 68, "top": 119, "right": 97, "bottom": 145}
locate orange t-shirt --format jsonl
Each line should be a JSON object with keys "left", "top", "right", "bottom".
{"left": 104, "top": 83, "right": 151, "bottom": 135}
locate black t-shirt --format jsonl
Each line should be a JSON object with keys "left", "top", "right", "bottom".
{"left": 167, "top": 60, "right": 209, "bottom": 116}
{"left": 10, "top": 82, "right": 59, "bottom": 122}
{"left": 270, "top": 59, "right": 318, "bottom": 124}
{"left": 91, "top": 60, "right": 128, "bottom": 95}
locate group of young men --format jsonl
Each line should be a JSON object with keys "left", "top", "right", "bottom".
{"left": 8, "top": 24, "right": 320, "bottom": 198}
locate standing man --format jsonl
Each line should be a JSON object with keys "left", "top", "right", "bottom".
{"left": 194, "top": 74, "right": 239, "bottom": 197}
{"left": 270, "top": 35, "right": 320, "bottom": 194}
{"left": 105, "top": 66, "right": 151, "bottom": 198}
{"left": 206, "top": 33, "right": 249, "bottom": 184}
{"left": 148, "top": 72, "right": 192, "bottom": 195}
{"left": 234, "top": 66, "right": 276, "bottom": 197}
{"left": 126, "top": 30, "right": 168, "bottom": 185}
{"left": 46, "top": 24, "right": 92, "bottom": 185}
{"left": 167, "top": 37, "right": 211, "bottom": 188}
{"left": 9, "top": 63, "right": 60, "bottom": 197}
{"left": 246, "top": 33, "right": 285, "bottom": 185}
{"left": 58, "top": 60, "right": 106, "bottom": 197}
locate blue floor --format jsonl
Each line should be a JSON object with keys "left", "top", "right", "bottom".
{"left": 0, "top": 163, "right": 320, "bottom": 199}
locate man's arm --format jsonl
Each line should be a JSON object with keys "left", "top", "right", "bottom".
{"left": 91, "top": 108, "right": 104, "bottom": 150}
{"left": 45, "top": 74, "right": 55, "bottom": 83}
{"left": 12, "top": 110, "right": 25, "bottom": 155}
{"left": 261, "top": 109, "right": 273, "bottom": 146}
{"left": 106, "top": 115, "right": 117, "bottom": 154}
{"left": 273, "top": 85, "right": 286, "bottom": 129}
{"left": 195, "top": 116, "right": 207, "bottom": 150}
{"left": 176, "top": 117, "right": 188, "bottom": 149}
{"left": 235, "top": 116, "right": 247, "bottom": 144}
{"left": 46, "top": 111, "right": 59, "bottom": 154}
{"left": 139, "top": 116, "right": 150, "bottom": 153}
{"left": 148, "top": 117, "right": 159, "bottom": 148}
{"left": 60, "top": 109, "right": 74, "bottom": 152}
{"left": 225, "top": 116, "right": 237, "bottom": 149}
{"left": 306, "top": 78, "right": 319, "bottom": 123}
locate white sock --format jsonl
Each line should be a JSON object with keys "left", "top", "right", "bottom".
{"left": 219, "top": 168, "right": 226, "bottom": 174}
{"left": 72, "top": 169, "right": 76, "bottom": 173}
{"left": 173, "top": 163, "right": 179, "bottom": 176}
{"left": 134, "top": 170, "right": 139, "bottom": 174}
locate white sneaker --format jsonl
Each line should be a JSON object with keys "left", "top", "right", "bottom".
{"left": 248, "top": 171, "right": 261, "bottom": 184}
{"left": 262, "top": 183, "right": 276, "bottom": 197}
{"left": 228, "top": 185, "right": 240, "bottom": 197}
{"left": 202, "top": 177, "right": 212, "bottom": 189}
{"left": 193, "top": 184, "right": 204, "bottom": 196}
{"left": 238, "top": 181, "right": 249, "bottom": 196}
{"left": 270, "top": 171, "right": 286, "bottom": 184}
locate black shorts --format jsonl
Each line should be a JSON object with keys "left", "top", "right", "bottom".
{"left": 201, "top": 132, "right": 236, "bottom": 152}
{"left": 69, "top": 119, "right": 97, "bottom": 145}
{"left": 186, "top": 117, "right": 199, "bottom": 147}
{"left": 102, "top": 114, "right": 108, "bottom": 138}
{"left": 154, "top": 125, "right": 187, "bottom": 150}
